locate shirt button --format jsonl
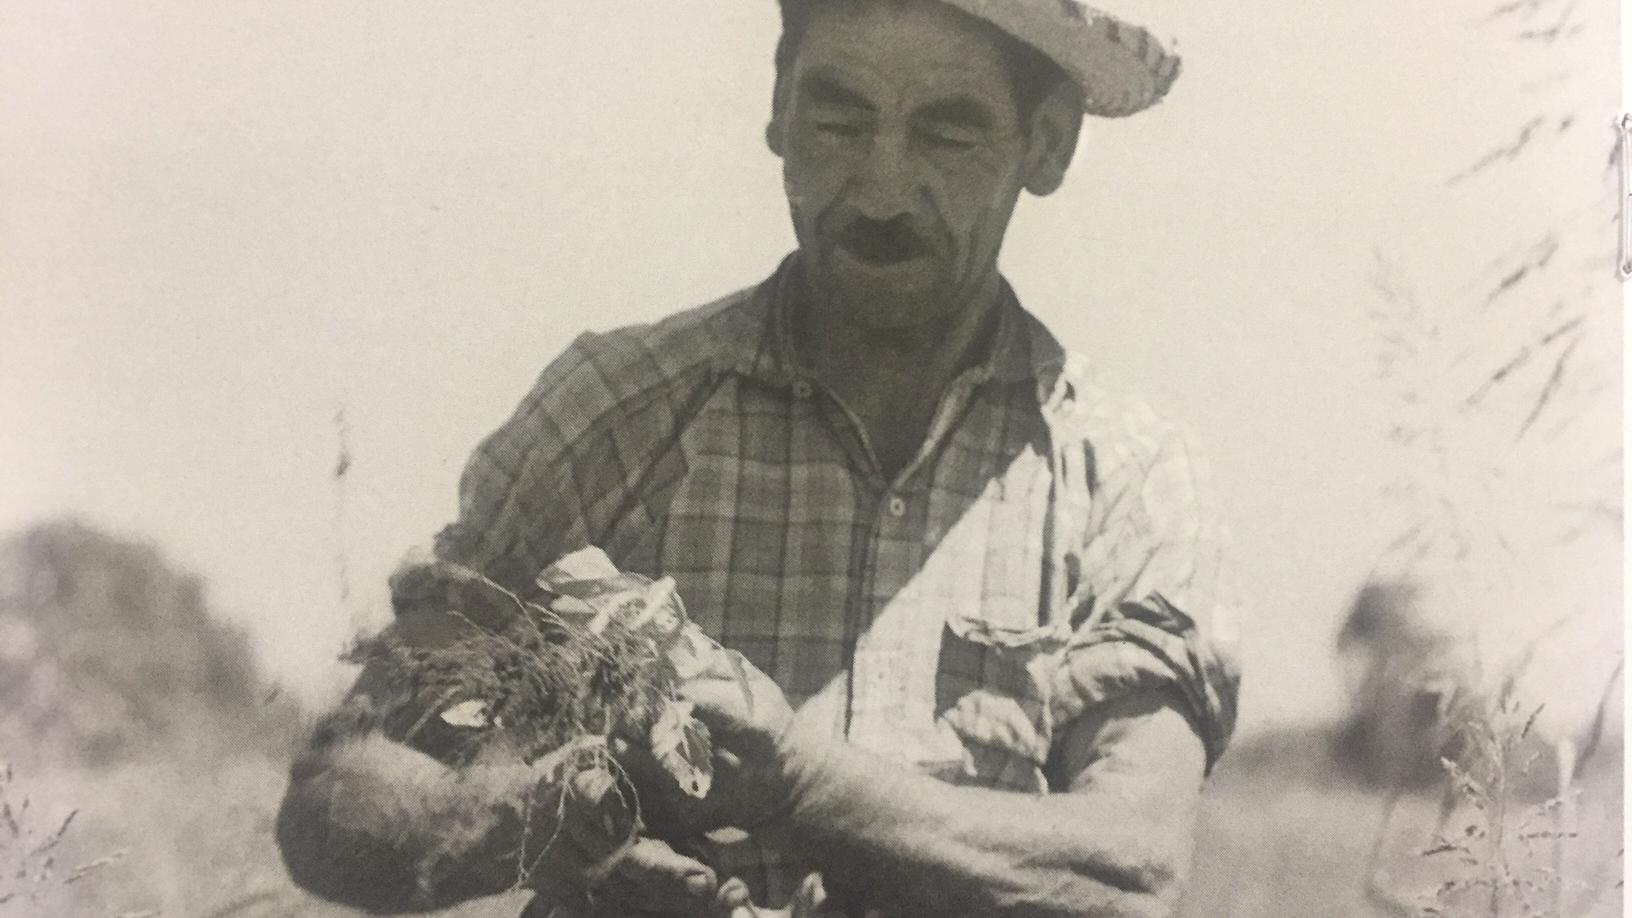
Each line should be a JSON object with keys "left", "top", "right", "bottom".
{"left": 791, "top": 379, "right": 814, "bottom": 399}
{"left": 886, "top": 496, "right": 907, "bottom": 517}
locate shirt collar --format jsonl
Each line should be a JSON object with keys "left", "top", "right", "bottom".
{"left": 717, "top": 254, "right": 1066, "bottom": 390}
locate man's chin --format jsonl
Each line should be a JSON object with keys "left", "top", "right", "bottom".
{"left": 821, "top": 287, "right": 946, "bottom": 341}
{"left": 811, "top": 248, "right": 943, "bottom": 309}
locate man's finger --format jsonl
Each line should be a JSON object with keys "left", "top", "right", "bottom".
{"left": 562, "top": 766, "right": 639, "bottom": 859}
{"left": 677, "top": 648, "right": 790, "bottom": 730}
{"left": 714, "top": 877, "right": 768, "bottom": 917}
{"left": 678, "top": 676, "right": 759, "bottom": 732}
{"left": 788, "top": 871, "right": 828, "bottom": 918}
{"left": 517, "top": 821, "right": 595, "bottom": 910}
{"left": 590, "top": 837, "right": 718, "bottom": 913}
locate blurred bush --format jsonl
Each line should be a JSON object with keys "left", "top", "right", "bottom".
{"left": 0, "top": 518, "right": 301, "bottom": 767}
{"left": 0, "top": 520, "right": 527, "bottom": 917}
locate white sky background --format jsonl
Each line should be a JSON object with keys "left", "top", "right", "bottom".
{"left": 0, "top": 0, "right": 1620, "bottom": 729}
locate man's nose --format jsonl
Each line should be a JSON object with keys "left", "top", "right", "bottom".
{"left": 850, "top": 129, "right": 915, "bottom": 220}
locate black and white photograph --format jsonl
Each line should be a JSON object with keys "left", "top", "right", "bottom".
{"left": 0, "top": 1, "right": 1622, "bottom": 916}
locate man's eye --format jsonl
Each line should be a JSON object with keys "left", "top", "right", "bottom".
{"left": 917, "top": 129, "right": 979, "bottom": 152}
{"left": 813, "top": 121, "right": 865, "bottom": 139}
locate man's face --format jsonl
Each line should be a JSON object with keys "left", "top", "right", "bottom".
{"left": 771, "top": 0, "right": 1042, "bottom": 336}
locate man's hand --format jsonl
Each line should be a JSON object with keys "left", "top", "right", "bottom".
{"left": 528, "top": 835, "right": 720, "bottom": 917}
{"left": 713, "top": 872, "right": 838, "bottom": 918}
{"left": 643, "top": 644, "right": 826, "bottom": 836}
{"left": 523, "top": 764, "right": 721, "bottom": 916}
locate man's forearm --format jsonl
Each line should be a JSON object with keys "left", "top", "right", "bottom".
{"left": 767, "top": 752, "right": 1172, "bottom": 917}
{"left": 276, "top": 730, "right": 537, "bottom": 913}
{"left": 762, "top": 700, "right": 1203, "bottom": 918}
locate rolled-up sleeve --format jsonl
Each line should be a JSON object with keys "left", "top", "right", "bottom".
{"left": 1049, "top": 415, "right": 1241, "bottom": 772}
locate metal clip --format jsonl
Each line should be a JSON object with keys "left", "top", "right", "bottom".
{"left": 1619, "top": 113, "right": 1632, "bottom": 280}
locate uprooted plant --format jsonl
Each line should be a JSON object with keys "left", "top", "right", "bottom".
{"left": 333, "top": 550, "right": 721, "bottom": 892}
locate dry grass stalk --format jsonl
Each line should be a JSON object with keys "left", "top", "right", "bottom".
{"left": 1408, "top": 681, "right": 1620, "bottom": 918}
{"left": 0, "top": 761, "right": 131, "bottom": 915}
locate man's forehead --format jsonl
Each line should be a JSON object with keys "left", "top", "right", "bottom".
{"left": 794, "top": 0, "right": 1012, "bottom": 49}
{"left": 788, "top": 0, "right": 1020, "bottom": 104}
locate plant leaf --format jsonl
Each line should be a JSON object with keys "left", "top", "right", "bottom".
{"left": 650, "top": 700, "right": 713, "bottom": 798}
{"left": 440, "top": 699, "right": 491, "bottom": 729}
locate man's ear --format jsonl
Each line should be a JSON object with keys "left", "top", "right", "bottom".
{"left": 1021, "top": 83, "right": 1083, "bottom": 196}
{"left": 765, "top": 77, "right": 789, "bottom": 159}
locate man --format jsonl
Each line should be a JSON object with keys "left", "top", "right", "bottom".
{"left": 276, "top": 1, "right": 1239, "bottom": 915}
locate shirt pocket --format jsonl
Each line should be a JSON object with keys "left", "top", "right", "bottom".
{"left": 924, "top": 448, "right": 1074, "bottom": 782}
{"left": 933, "top": 618, "right": 1068, "bottom": 789}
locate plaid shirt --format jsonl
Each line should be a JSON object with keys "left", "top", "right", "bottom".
{"left": 430, "top": 258, "right": 1241, "bottom": 909}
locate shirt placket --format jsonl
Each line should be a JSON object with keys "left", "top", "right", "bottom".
{"left": 847, "top": 492, "right": 948, "bottom": 760}
{"left": 832, "top": 376, "right": 988, "bottom": 764}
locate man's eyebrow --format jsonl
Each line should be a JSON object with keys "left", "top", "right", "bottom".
{"left": 915, "top": 95, "right": 998, "bottom": 131}
{"left": 799, "top": 74, "right": 876, "bottom": 112}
